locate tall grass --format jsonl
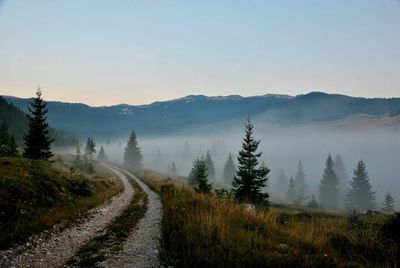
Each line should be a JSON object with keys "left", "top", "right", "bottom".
{"left": 136, "top": 170, "right": 398, "bottom": 268}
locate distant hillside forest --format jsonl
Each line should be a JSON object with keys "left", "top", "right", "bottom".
{"left": 4, "top": 92, "right": 400, "bottom": 138}
{"left": 0, "top": 96, "right": 78, "bottom": 147}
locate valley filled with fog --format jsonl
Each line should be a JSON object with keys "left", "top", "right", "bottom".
{"left": 57, "top": 115, "right": 400, "bottom": 209}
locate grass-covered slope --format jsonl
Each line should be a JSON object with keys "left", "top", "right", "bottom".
{"left": 136, "top": 170, "right": 398, "bottom": 268}
{"left": 0, "top": 157, "right": 123, "bottom": 249}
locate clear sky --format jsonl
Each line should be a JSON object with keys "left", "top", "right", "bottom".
{"left": 0, "top": 0, "right": 399, "bottom": 106}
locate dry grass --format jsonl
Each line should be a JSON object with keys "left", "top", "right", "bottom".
{"left": 0, "top": 156, "right": 123, "bottom": 249}
{"left": 136, "top": 170, "right": 398, "bottom": 268}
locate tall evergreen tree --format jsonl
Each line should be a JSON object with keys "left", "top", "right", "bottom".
{"left": 223, "top": 153, "right": 236, "bottom": 184}
{"left": 294, "top": 160, "right": 306, "bottom": 201}
{"left": 286, "top": 176, "right": 296, "bottom": 203}
{"left": 275, "top": 169, "right": 288, "bottom": 199}
{"left": 319, "top": 154, "right": 340, "bottom": 209}
{"left": 123, "top": 130, "right": 143, "bottom": 169}
{"left": 97, "top": 146, "right": 108, "bottom": 162}
{"left": 346, "top": 160, "right": 376, "bottom": 210}
{"left": 334, "top": 154, "right": 348, "bottom": 207}
{"left": 232, "top": 118, "right": 269, "bottom": 205}
{"left": 205, "top": 150, "right": 216, "bottom": 181}
{"left": 191, "top": 156, "right": 212, "bottom": 194}
{"left": 23, "top": 88, "right": 53, "bottom": 160}
{"left": 84, "top": 137, "right": 96, "bottom": 159}
{"left": 383, "top": 192, "right": 395, "bottom": 213}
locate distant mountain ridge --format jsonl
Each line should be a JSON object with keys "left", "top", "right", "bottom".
{"left": 3, "top": 92, "right": 400, "bottom": 138}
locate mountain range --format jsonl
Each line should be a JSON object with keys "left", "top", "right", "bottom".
{"left": 4, "top": 92, "right": 400, "bottom": 139}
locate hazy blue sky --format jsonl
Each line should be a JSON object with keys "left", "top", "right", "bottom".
{"left": 0, "top": 0, "right": 399, "bottom": 105}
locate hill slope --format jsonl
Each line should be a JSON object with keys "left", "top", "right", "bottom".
{"left": 4, "top": 92, "right": 400, "bottom": 138}
{"left": 0, "top": 96, "right": 78, "bottom": 146}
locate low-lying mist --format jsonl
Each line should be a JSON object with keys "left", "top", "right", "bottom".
{"left": 56, "top": 118, "right": 400, "bottom": 210}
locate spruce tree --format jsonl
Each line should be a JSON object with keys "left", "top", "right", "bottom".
{"left": 84, "top": 137, "right": 96, "bottom": 158}
{"left": 191, "top": 156, "right": 212, "bottom": 194}
{"left": 205, "top": 150, "right": 216, "bottom": 181}
{"left": 223, "top": 153, "right": 236, "bottom": 184}
{"left": 97, "top": 146, "right": 108, "bottom": 162}
{"left": 23, "top": 88, "right": 53, "bottom": 160}
{"left": 286, "top": 176, "right": 296, "bottom": 203}
{"left": 294, "top": 160, "right": 306, "bottom": 202}
{"left": 232, "top": 118, "right": 269, "bottom": 205}
{"left": 319, "top": 154, "right": 340, "bottom": 209}
{"left": 346, "top": 160, "right": 376, "bottom": 210}
{"left": 383, "top": 192, "right": 395, "bottom": 213}
{"left": 123, "top": 130, "right": 143, "bottom": 169}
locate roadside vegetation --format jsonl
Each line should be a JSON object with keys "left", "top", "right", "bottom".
{"left": 0, "top": 156, "right": 123, "bottom": 250}
{"left": 136, "top": 170, "right": 398, "bottom": 267}
{"left": 65, "top": 172, "right": 147, "bottom": 267}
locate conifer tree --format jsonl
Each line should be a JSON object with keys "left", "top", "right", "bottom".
{"left": 346, "top": 160, "right": 376, "bottom": 210}
{"left": 232, "top": 118, "right": 269, "bottom": 205}
{"left": 123, "top": 130, "right": 143, "bottom": 169}
{"left": 23, "top": 88, "right": 53, "bottom": 160}
{"left": 286, "top": 176, "right": 296, "bottom": 203}
{"left": 84, "top": 137, "right": 96, "bottom": 159}
{"left": 191, "top": 156, "right": 212, "bottom": 194}
{"left": 205, "top": 150, "right": 216, "bottom": 181}
{"left": 294, "top": 160, "right": 306, "bottom": 201}
{"left": 97, "top": 146, "right": 108, "bottom": 162}
{"left": 319, "top": 154, "right": 340, "bottom": 209}
{"left": 383, "top": 192, "right": 395, "bottom": 213}
{"left": 223, "top": 153, "right": 236, "bottom": 184}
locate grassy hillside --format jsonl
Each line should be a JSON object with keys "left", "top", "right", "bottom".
{"left": 136, "top": 170, "right": 398, "bottom": 267}
{"left": 0, "top": 157, "right": 123, "bottom": 249}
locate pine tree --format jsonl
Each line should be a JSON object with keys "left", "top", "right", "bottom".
{"left": 191, "top": 156, "right": 212, "bottom": 194}
{"left": 223, "top": 153, "right": 236, "bottom": 184}
{"left": 319, "top": 154, "right": 340, "bottom": 209}
{"left": 23, "top": 88, "right": 53, "bottom": 160}
{"left": 124, "top": 130, "right": 143, "bottom": 169}
{"left": 97, "top": 146, "right": 108, "bottom": 162}
{"left": 232, "top": 118, "right": 270, "bottom": 205}
{"left": 84, "top": 137, "right": 96, "bottom": 158}
{"left": 205, "top": 150, "right": 216, "bottom": 181}
{"left": 346, "top": 160, "right": 376, "bottom": 211}
{"left": 334, "top": 154, "right": 348, "bottom": 207}
{"left": 286, "top": 176, "right": 296, "bottom": 203}
{"left": 275, "top": 169, "right": 288, "bottom": 199}
{"left": 294, "top": 160, "right": 306, "bottom": 202}
{"left": 383, "top": 192, "right": 395, "bottom": 213}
